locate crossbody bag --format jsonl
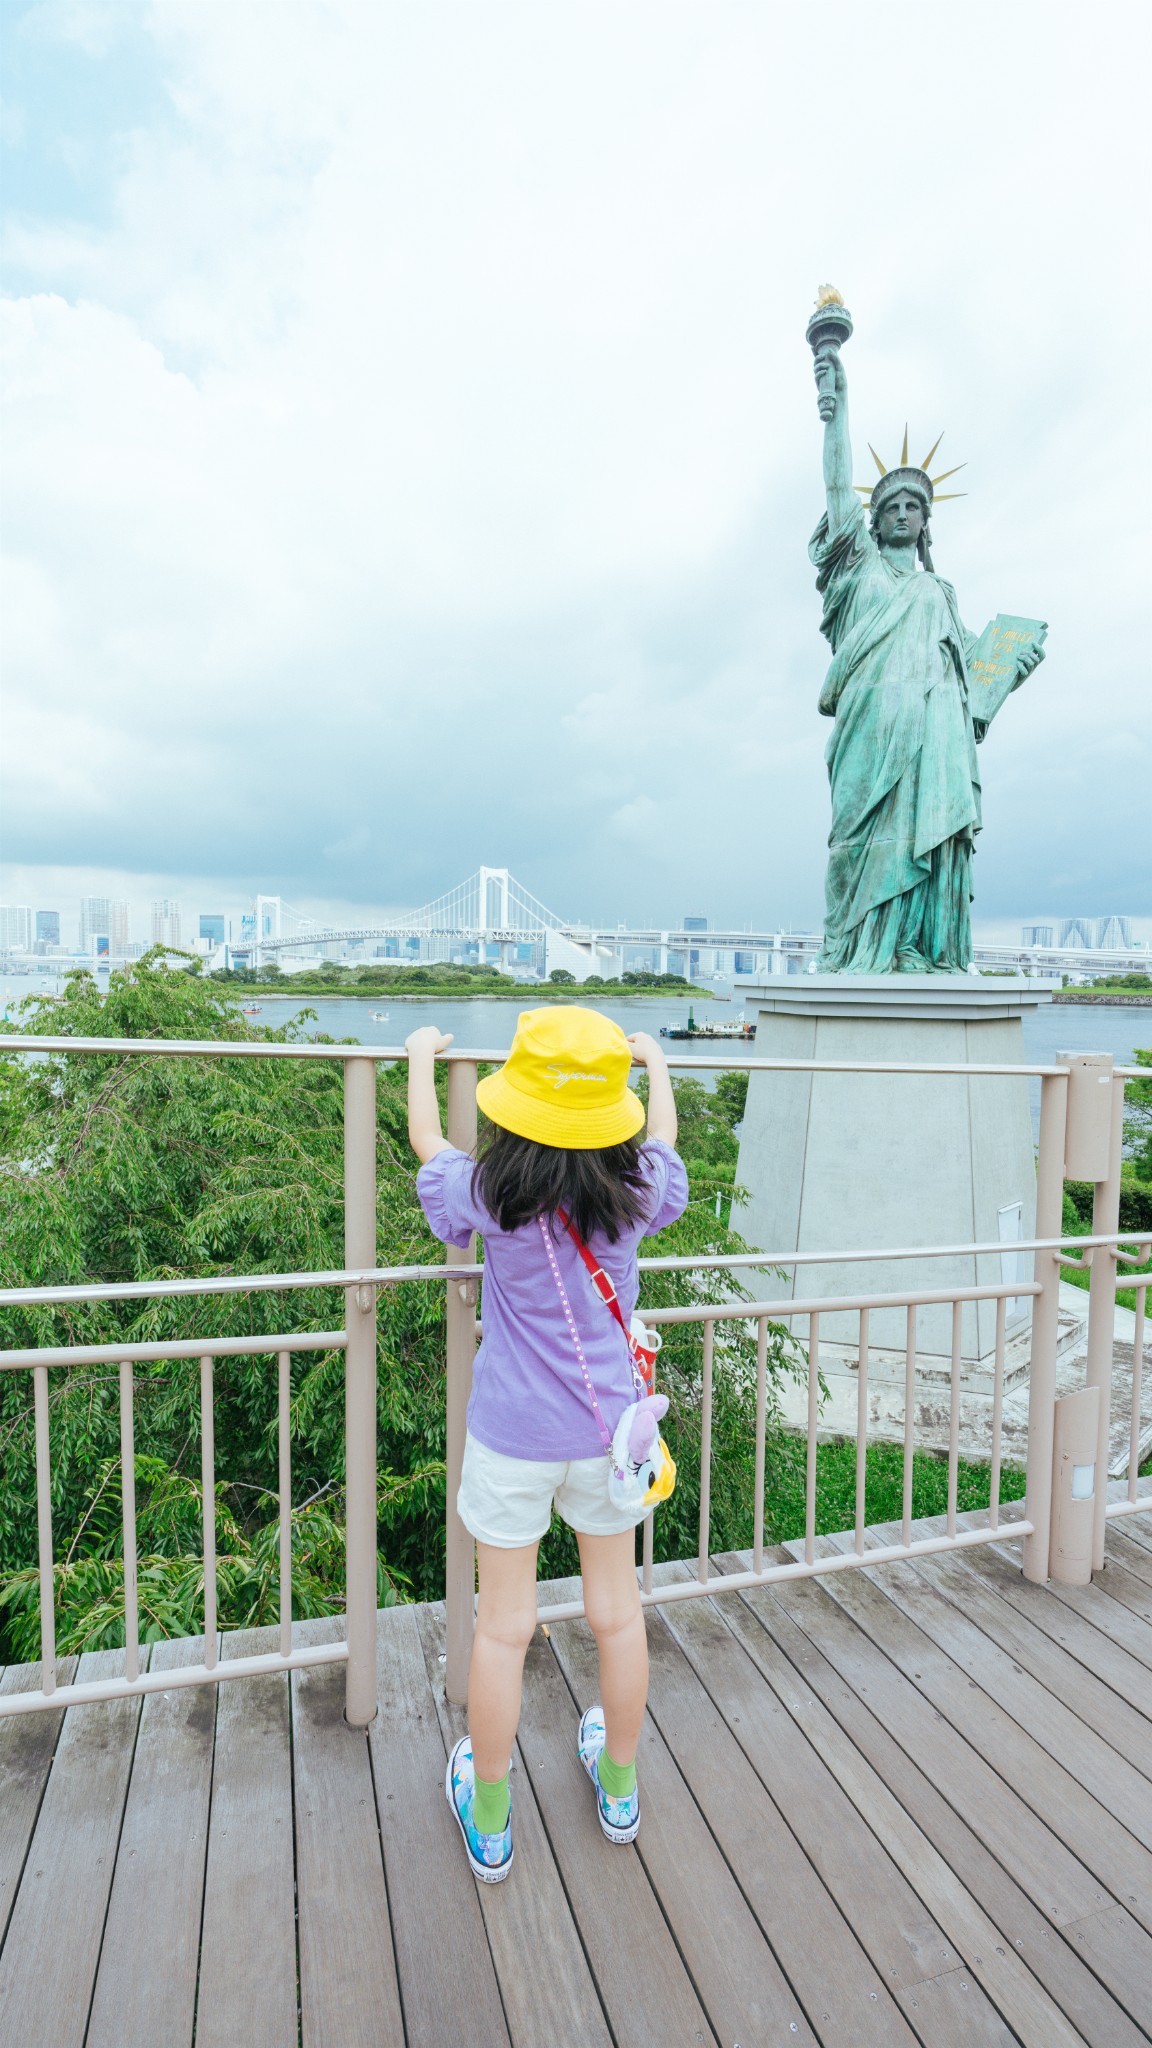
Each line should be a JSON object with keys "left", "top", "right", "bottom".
{"left": 537, "top": 1214, "right": 675, "bottom": 1512}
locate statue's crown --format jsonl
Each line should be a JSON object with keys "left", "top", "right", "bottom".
{"left": 856, "top": 429, "right": 966, "bottom": 512}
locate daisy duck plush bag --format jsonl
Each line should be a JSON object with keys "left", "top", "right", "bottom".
{"left": 538, "top": 1215, "right": 677, "bottom": 1514}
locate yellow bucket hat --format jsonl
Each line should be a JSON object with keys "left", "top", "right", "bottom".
{"left": 475, "top": 1007, "right": 645, "bottom": 1150}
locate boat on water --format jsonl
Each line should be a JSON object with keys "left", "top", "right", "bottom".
{"left": 369, "top": 1011, "right": 390, "bottom": 1022}
{"left": 660, "top": 1011, "right": 755, "bottom": 1042}
{"left": 241, "top": 1004, "right": 262, "bottom": 1015}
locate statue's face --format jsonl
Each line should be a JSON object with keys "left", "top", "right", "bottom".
{"left": 875, "top": 491, "right": 926, "bottom": 549}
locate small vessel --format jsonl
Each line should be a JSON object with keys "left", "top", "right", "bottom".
{"left": 369, "top": 1011, "right": 390, "bottom": 1022}
{"left": 660, "top": 1010, "right": 755, "bottom": 1042}
{"left": 241, "top": 1003, "right": 262, "bottom": 1015}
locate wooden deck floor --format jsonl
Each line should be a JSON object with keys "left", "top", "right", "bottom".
{"left": 2, "top": 1511, "right": 1151, "bottom": 2048}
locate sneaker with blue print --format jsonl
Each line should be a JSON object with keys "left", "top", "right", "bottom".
{"left": 577, "top": 1704, "right": 640, "bottom": 1844}
{"left": 445, "top": 1735, "right": 514, "bottom": 1883}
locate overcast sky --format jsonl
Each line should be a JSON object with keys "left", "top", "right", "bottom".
{"left": 2, "top": 0, "right": 1149, "bottom": 942}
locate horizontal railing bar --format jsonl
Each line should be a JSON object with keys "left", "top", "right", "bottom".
{"left": 0, "top": 1331, "right": 346, "bottom": 1371}
{"left": 0, "top": 1282, "right": 1041, "bottom": 1368}
{"left": 3, "top": 1233, "right": 1144, "bottom": 1311}
{"left": 1, "top": 1033, "right": 1113, "bottom": 1078}
{"left": 0, "top": 1639, "right": 349, "bottom": 1718}
{"left": 1105, "top": 1498, "right": 1152, "bottom": 1520}
{"left": 640, "top": 1281, "right": 1040, "bottom": 1325}
{"left": 534, "top": 1518, "right": 1036, "bottom": 1621}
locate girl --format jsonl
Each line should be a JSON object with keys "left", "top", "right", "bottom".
{"left": 407, "top": 1005, "right": 687, "bottom": 1882}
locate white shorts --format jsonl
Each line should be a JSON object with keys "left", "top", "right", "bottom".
{"left": 457, "top": 1431, "right": 650, "bottom": 1549}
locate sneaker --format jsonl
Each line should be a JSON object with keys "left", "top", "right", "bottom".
{"left": 577, "top": 1704, "right": 640, "bottom": 1844}
{"left": 445, "top": 1735, "right": 514, "bottom": 1883}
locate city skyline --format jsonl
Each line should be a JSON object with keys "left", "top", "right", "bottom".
{"left": 2, "top": 862, "right": 1149, "bottom": 962}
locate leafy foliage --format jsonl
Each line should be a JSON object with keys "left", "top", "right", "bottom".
{"left": 0, "top": 960, "right": 796, "bottom": 1653}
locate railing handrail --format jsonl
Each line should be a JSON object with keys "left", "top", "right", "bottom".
{"left": 1, "top": 1034, "right": 1146, "bottom": 1724}
{"left": 2, "top": 1231, "right": 1147, "bottom": 1314}
{"left": 2, "top": 1029, "right": 1146, "bottom": 1080}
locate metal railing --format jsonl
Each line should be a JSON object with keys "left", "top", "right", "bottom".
{"left": 0, "top": 1033, "right": 1147, "bottom": 1720}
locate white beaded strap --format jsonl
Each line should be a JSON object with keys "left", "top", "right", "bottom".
{"left": 538, "top": 1216, "right": 624, "bottom": 1476}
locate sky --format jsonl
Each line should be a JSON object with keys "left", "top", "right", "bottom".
{"left": 2, "top": 0, "right": 1149, "bottom": 944}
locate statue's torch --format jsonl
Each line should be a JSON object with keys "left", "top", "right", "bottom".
{"left": 806, "top": 286, "right": 853, "bottom": 415}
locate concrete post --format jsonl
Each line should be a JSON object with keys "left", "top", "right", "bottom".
{"left": 1051, "top": 1385, "right": 1102, "bottom": 1586}
{"left": 444, "top": 1060, "right": 478, "bottom": 1706}
{"left": 343, "top": 1055, "right": 379, "bottom": 1726}
{"left": 1078, "top": 1063, "right": 1124, "bottom": 1570}
{"left": 1022, "top": 1067, "right": 1069, "bottom": 1584}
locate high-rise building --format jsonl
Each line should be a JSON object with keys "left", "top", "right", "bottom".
{"left": 1058, "top": 917, "right": 1094, "bottom": 950}
{"left": 1095, "top": 915, "right": 1132, "bottom": 949}
{"left": 0, "top": 905, "right": 33, "bottom": 951}
{"left": 80, "top": 897, "right": 130, "bottom": 954}
{"left": 1021, "top": 925, "right": 1053, "bottom": 948}
{"left": 151, "top": 899, "right": 182, "bottom": 948}
{"left": 199, "top": 913, "right": 226, "bottom": 945}
{"left": 683, "top": 915, "right": 708, "bottom": 978}
{"left": 35, "top": 910, "right": 61, "bottom": 947}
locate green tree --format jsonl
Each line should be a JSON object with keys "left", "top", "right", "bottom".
{"left": 1, "top": 959, "right": 800, "bottom": 1651}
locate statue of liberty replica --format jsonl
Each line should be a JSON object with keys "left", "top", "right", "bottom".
{"left": 734, "top": 289, "right": 1059, "bottom": 1423}
{"left": 807, "top": 288, "right": 1046, "bottom": 973}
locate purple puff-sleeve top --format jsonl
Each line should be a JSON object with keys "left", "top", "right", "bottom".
{"left": 417, "top": 1138, "right": 689, "bottom": 1461}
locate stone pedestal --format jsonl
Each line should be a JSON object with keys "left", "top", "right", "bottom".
{"left": 734, "top": 976, "right": 1055, "bottom": 1386}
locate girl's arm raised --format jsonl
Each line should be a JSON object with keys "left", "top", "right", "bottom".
{"left": 405, "top": 1026, "right": 455, "bottom": 1163}
{"left": 627, "top": 1032, "right": 677, "bottom": 1147}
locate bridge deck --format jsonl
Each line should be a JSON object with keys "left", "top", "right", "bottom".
{"left": 2, "top": 1511, "right": 1150, "bottom": 2048}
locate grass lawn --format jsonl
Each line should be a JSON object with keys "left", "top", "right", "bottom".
{"left": 765, "top": 1436, "right": 1027, "bottom": 1545}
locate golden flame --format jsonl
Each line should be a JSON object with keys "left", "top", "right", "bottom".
{"left": 815, "top": 283, "right": 844, "bottom": 308}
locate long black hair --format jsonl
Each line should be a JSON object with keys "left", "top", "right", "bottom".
{"left": 473, "top": 1123, "right": 651, "bottom": 1242}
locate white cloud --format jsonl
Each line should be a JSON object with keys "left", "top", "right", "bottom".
{"left": 2, "top": 0, "right": 1149, "bottom": 931}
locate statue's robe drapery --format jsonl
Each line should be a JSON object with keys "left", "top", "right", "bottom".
{"left": 810, "top": 499, "right": 981, "bottom": 973}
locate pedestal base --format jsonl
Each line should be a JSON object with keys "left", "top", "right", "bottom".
{"left": 734, "top": 975, "right": 1054, "bottom": 1366}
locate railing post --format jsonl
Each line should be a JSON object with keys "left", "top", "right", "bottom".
{"left": 1083, "top": 1063, "right": 1123, "bottom": 1570}
{"left": 1022, "top": 1067, "right": 1069, "bottom": 1583}
{"left": 344, "top": 1055, "right": 379, "bottom": 1727}
{"left": 445, "top": 1059, "right": 478, "bottom": 1707}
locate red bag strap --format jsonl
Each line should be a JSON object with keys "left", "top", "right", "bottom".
{"left": 556, "top": 1209, "right": 648, "bottom": 1396}
{"left": 557, "top": 1208, "right": 629, "bottom": 1334}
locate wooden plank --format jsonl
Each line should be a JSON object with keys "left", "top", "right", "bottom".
{"left": 367, "top": 1602, "right": 509, "bottom": 2048}
{"left": 1107, "top": 1512, "right": 1152, "bottom": 1555}
{"left": 86, "top": 1635, "right": 217, "bottom": 2048}
{"left": 535, "top": 1578, "right": 817, "bottom": 2047}
{"left": 1105, "top": 1524, "right": 1152, "bottom": 1582}
{"left": 895, "top": 1966, "right": 1019, "bottom": 2045}
{"left": 903, "top": 1529, "right": 1152, "bottom": 1759}
{"left": 711, "top": 1557, "right": 1151, "bottom": 2046}
{"left": 0, "top": 1648, "right": 144, "bottom": 2048}
{"left": 955, "top": 1529, "right": 1152, "bottom": 1695}
{"left": 292, "top": 1618, "right": 405, "bottom": 2048}
{"left": 618, "top": 1594, "right": 920, "bottom": 2046}
{"left": 656, "top": 1572, "right": 1074, "bottom": 2048}
{"left": 195, "top": 1626, "right": 298, "bottom": 2048}
{"left": 782, "top": 1539, "right": 1152, "bottom": 1941}
{"left": 413, "top": 1602, "right": 615, "bottom": 2048}
{"left": 1017, "top": 1554, "right": 1152, "bottom": 1668}
{"left": 515, "top": 1618, "right": 721, "bottom": 2048}
{"left": 837, "top": 1526, "right": 1152, "bottom": 1852}
{"left": 0, "top": 1655, "right": 78, "bottom": 1948}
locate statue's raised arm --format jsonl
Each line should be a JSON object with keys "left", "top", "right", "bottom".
{"left": 815, "top": 348, "right": 857, "bottom": 534}
{"left": 806, "top": 288, "right": 858, "bottom": 536}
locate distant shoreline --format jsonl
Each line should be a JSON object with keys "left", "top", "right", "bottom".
{"left": 223, "top": 984, "right": 719, "bottom": 1004}
{"left": 1051, "top": 991, "right": 1152, "bottom": 1007}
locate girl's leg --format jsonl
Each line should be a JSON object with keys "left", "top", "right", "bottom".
{"left": 468, "top": 1539, "right": 540, "bottom": 1783}
{"left": 576, "top": 1529, "right": 647, "bottom": 1766}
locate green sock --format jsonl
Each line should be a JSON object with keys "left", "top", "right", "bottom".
{"left": 596, "top": 1749, "right": 636, "bottom": 1801}
{"left": 472, "top": 1770, "right": 510, "bottom": 1833}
